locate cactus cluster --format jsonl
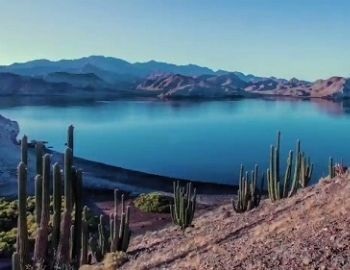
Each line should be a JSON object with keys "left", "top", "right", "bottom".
{"left": 233, "top": 164, "right": 263, "bottom": 213}
{"left": 170, "top": 181, "right": 197, "bottom": 230}
{"left": 267, "top": 132, "right": 314, "bottom": 201}
{"left": 89, "top": 189, "right": 131, "bottom": 262}
{"left": 12, "top": 126, "right": 129, "bottom": 270}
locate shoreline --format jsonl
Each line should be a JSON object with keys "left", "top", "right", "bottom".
{"left": 0, "top": 113, "right": 235, "bottom": 198}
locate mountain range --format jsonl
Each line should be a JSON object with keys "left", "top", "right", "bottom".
{"left": 0, "top": 56, "right": 349, "bottom": 99}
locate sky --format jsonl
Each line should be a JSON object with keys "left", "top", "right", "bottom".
{"left": 0, "top": 0, "right": 349, "bottom": 80}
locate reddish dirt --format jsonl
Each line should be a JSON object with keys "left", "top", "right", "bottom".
{"left": 116, "top": 176, "right": 350, "bottom": 270}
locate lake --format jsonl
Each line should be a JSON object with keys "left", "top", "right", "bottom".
{"left": 0, "top": 98, "right": 349, "bottom": 185}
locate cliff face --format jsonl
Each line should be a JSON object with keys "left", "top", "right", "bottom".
{"left": 117, "top": 175, "right": 350, "bottom": 269}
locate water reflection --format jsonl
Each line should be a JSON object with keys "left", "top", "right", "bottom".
{"left": 0, "top": 97, "right": 349, "bottom": 185}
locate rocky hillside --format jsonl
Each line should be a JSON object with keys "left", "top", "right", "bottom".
{"left": 138, "top": 73, "right": 350, "bottom": 99}
{"left": 136, "top": 73, "right": 248, "bottom": 98}
{"left": 114, "top": 175, "right": 350, "bottom": 269}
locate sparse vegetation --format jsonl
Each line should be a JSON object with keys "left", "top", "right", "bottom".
{"left": 11, "top": 126, "right": 131, "bottom": 270}
{"left": 170, "top": 181, "right": 197, "bottom": 230}
{"left": 267, "top": 131, "right": 313, "bottom": 201}
{"left": 134, "top": 192, "right": 172, "bottom": 213}
{"left": 233, "top": 164, "right": 263, "bottom": 213}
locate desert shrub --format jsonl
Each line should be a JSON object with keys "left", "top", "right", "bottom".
{"left": 134, "top": 192, "right": 172, "bottom": 213}
{"left": 0, "top": 197, "right": 99, "bottom": 258}
{"left": 103, "top": 252, "right": 128, "bottom": 270}
{"left": 0, "top": 228, "right": 17, "bottom": 257}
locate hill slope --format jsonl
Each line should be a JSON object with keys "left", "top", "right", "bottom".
{"left": 120, "top": 176, "right": 350, "bottom": 269}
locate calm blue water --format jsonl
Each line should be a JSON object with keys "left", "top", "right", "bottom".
{"left": 0, "top": 98, "right": 349, "bottom": 185}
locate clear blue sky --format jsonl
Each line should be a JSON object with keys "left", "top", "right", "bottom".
{"left": 0, "top": 0, "right": 349, "bottom": 80}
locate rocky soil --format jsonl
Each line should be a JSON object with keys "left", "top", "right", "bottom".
{"left": 116, "top": 175, "right": 350, "bottom": 270}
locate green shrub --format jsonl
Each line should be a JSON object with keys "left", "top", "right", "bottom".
{"left": 0, "top": 196, "right": 99, "bottom": 258}
{"left": 134, "top": 192, "right": 172, "bottom": 213}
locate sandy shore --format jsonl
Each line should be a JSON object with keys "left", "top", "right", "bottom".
{"left": 0, "top": 114, "right": 234, "bottom": 198}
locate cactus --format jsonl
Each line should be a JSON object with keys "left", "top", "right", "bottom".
{"left": 52, "top": 163, "right": 62, "bottom": 251}
{"left": 34, "top": 174, "right": 42, "bottom": 225}
{"left": 98, "top": 215, "right": 107, "bottom": 256}
{"left": 233, "top": 164, "right": 262, "bottom": 213}
{"left": 72, "top": 169, "right": 83, "bottom": 267}
{"left": 267, "top": 132, "right": 313, "bottom": 201}
{"left": 17, "top": 162, "right": 29, "bottom": 269}
{"left": 20, "top": 135, "right": 28, "bottom": 166}
{"left": 81, "top": 206, "right": 89, "bottom": 266}
{"left": 299, "top": 153, "right": 313, "bottom": 188}
{"left": 34, "top": 154, "right": 51, "bottom": 262}
{"left": 64, "top": 147, "right": 73, "bottom": 212}
{"left": 35, "top": 142, "right": 45, "bottom": 176}
{"left": 12, "top": 127, "right": 92, "bottom": 270}
{"left": 67, "top": 124, "right": 74, "bottom": 153}
{"left": 12, "top": 252, "right": 20, "bottom": 270}
{"left": 170, "top": 181, "right": 197, "bottom": 230}
{"left": 329, "top": 157, "right": 335, "bottom": 178}
{"left": 109, "top": 190, "right": 131, "bottom": 253}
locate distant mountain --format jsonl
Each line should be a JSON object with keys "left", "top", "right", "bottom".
{"left": 44, "top": 72, "right": 107, "bottom": 89}
{"left": 0, "top": 56, "right": 349, "bottom": 99}
{"left": 137, "top": 73, "right": 350, "bottom": 99}
{"left": 0, "top": 56, "right": 219, "bottom": 78}
{"left": 137, "top": 73, "right": 250, "bottom": 98}
{"left": 0, "top": 72, "right": 141, "bottom": 98}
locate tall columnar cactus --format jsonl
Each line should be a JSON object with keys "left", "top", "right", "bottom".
{"left": 72, "top": 169, "right": 83, "bottom": 266}
{"left": 110, "top": 190, "right": 131, "bottom": 253}
{"left": 35, "top": 142, "right": 45, "bottom": 176}
{"left": 17, "top": 162, "right": 29, "bottom": 270}
{"left": 64, "top": 147, "right": 73, "bottom": 212}
{"left": 21, "top": 135, "right": 28, "bottom": 166}
{"left": 34, "top": 154, "right": 51, "bottom": 262}
{"left": 81, "top": 206, "right": 89, "bottom": 266}
{"left": 329, "top": 157, "right": 335, "bottom": 178}
{"left": 98, "top": 215, "right": 107, "bottom": 256}
{"left": 34, "top": 174, "right": 42, "bottom": 225}
{"left": 52, "top": 163, "right": 62, "bottom": 251}
{"left": 13, "top": 127, "right": 90, "bottom": 270}
{"left": 267, "top": 132, "right": 313, "bottom": 202}
{"left": 233, "top": 164, "right": 262, "bottom": 213}
{"left": 57, "top": 148, "right": 74, "bottom": 265}
{"left": 12, "top": 252, "right": 20, "bottom": 270}
{"left": 170, "top": 181, "right": 197, "bottom": 230}
{"left": 67, "top": 125, "right": 74, "bottom": 153}
{"left": 299, "top": 153, "right": 313, "bottom": 188}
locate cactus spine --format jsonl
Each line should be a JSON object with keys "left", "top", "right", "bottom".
{"left": 17, "top": 162, "right": 29, "bottom": 270}
{"left": 233, "top": 164, "right": 262, "bottom": 213}
{"left": 170, "top": 181, "right": 197, "bottom": 230}
{"left": 267, "top": 132, "right": 313, "bottom": 201}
